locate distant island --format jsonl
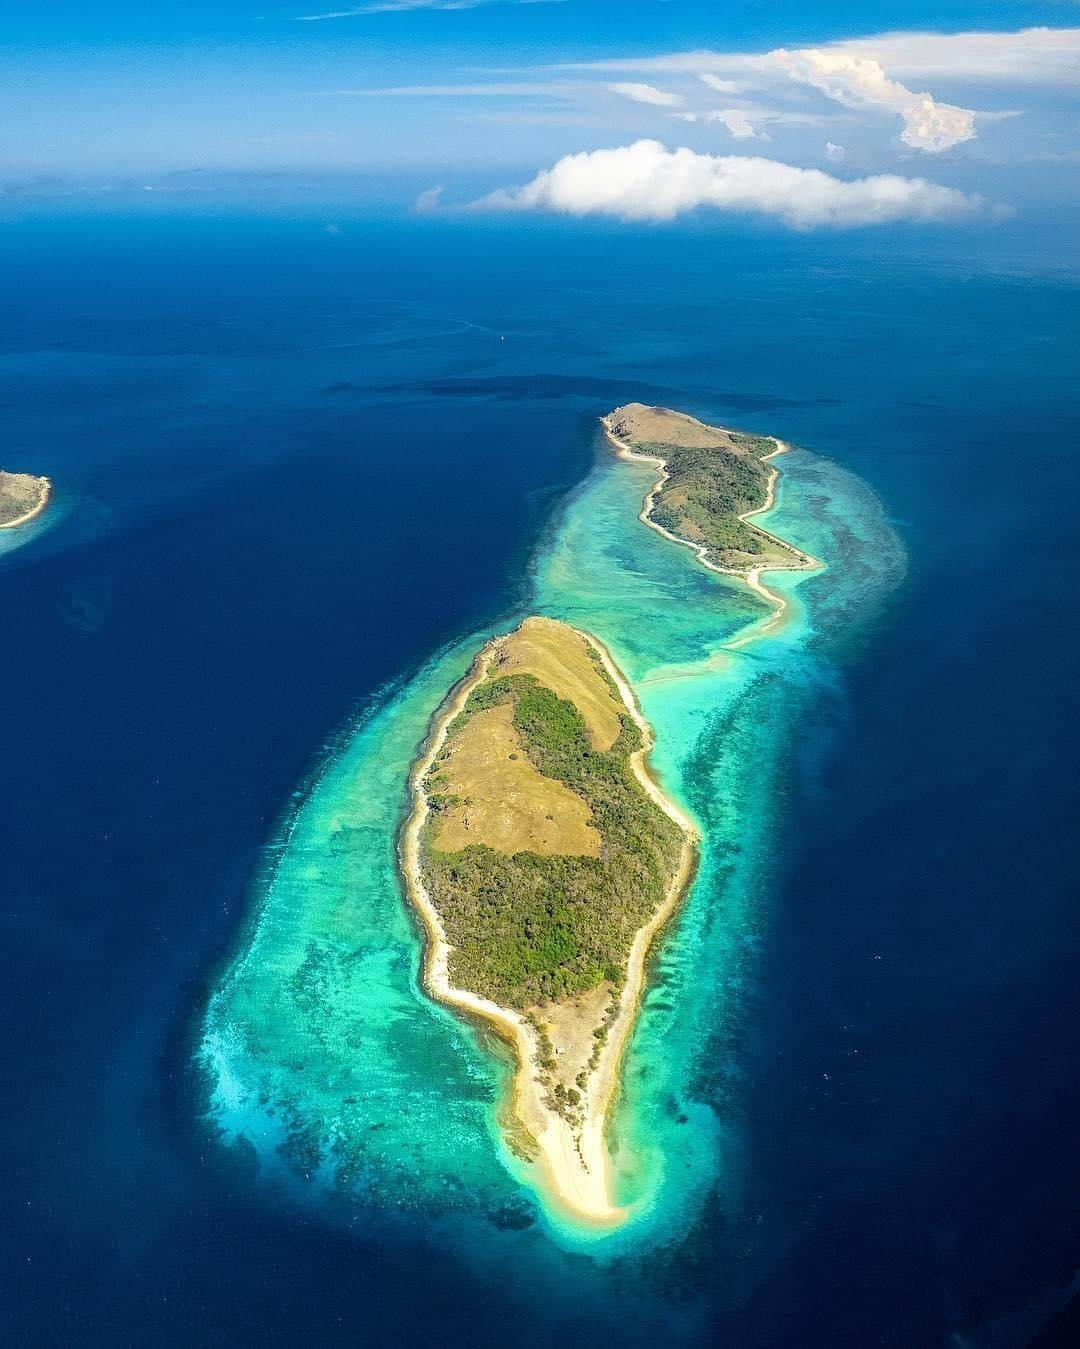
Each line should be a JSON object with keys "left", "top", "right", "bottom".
{"left": 399, "top": 405, "right": 818, "bottom": 1225}
{"left": 0, "top": 471, "right": 52, "bottom": 530}
{"left": 602, "top": 402, "right": 817, "bottom": 575}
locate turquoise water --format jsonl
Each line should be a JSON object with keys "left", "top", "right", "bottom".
{"left": 0, "top": 489, "right": 66, "bottom": 561}
{"left": 199, "top": 428, "right": 904, "bottom": 1262}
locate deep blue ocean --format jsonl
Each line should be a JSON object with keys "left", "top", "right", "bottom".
{"left": 3, "top": 206, "right": 1079, "bottom": 1347}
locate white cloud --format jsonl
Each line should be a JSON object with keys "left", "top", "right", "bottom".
{"left": 838, "top": 27, "right": 1080, "bottom": 83}
{"left": 564, "top": 27, "right": 1080, "bottom": 85}
{"left": 673, "top": 105, "right": 826, "bottom": 139}
{"left": 414, "top": 185, "right": 444, "bottom": 213}
{"left": 298, "top": 0, "right": 561, "bottom": 17}
{"left": 772, "top": 47, "right": 976, "bottom": 152}
{"left": 299, "top": 1, "right": 471, "bottom": 15}
{"left": 558, "top": 27, "right": 1080, "bottom": 153}
{"left": 318, "top": 82, "right": 574, "bottom": 97}
{"left": 609, "top": 82, "right": 683, "bottom": 108}
{"left": 826, "top": 141, "right": 845, "bottom": 161}
{"left": 698, "top": 74, "right": 749, "bottom": 96}
{"left": 473, "top": 139, "right": 988, "bottom": 228}
{"left": 706, "top": 109, "right": 766, "bottom": 141}
{"left": 669, "top": 109, "right": 764, "bottom": 139}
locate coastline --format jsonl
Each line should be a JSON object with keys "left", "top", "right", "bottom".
{"left": 600, "top": 415, "right": 822, "bottom": 645}
{"left": 0, "top": 475, "right": 52, "bottom": 531}
{"left": 399, "top": 625, "right": 698, "bottom": 1229}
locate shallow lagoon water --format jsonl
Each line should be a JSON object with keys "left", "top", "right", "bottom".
{"left": 200, "top": 427, "right": 904, "bottom": 1262}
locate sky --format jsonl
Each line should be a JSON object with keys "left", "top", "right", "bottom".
{"left": 2, "top": 1, "right": 1079, "bottom": 230}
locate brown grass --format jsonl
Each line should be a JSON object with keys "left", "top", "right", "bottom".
{"left": 0, "top": 471, "right": 50, "bottom": 527}
{"left": 536, "top": 983, "right": 613, "bottom": 1094}
{"left": 430, "top": 701, "right": 600, "bottom": 857}
{"left": 606, "top": 402, "right": 736, "bottom": 451}
{"left": 495, "top": 616, "right": 623, "bottom": 752}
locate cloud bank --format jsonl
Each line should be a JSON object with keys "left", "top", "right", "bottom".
{"left": 561, "top": 27, "right": 1080, "bottom": 153}
{"left": 567, "top": 27, "right": 1080, "bottom": 86}
{"left": 474, "top": 140, "right": 988, "bottom": 229}
{"left": 837, "top": 27, "right": 1080, "bottom": 83}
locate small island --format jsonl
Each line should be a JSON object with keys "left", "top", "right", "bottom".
{"left": 0, "top": 470, "right": 52, "bottom": 530}
{"left": 402, "top": 617, "right": 697, "bottom": 1224}
{"left": 602, "top": 402, "right": 816, "bottom": 575}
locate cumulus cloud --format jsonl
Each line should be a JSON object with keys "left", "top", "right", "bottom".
{"left": 609, "top": 82, "right": 682, "bottom": 108}
{"left": 825, "top": 141, "right": 845, "bottom": 161}
{"left": 473, "top": 139, "right": 987, "bottom": 229}
{"left": 772, "top": 47, "right": 976, "bottom": 152}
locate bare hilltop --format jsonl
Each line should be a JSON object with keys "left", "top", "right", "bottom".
{"left": 0, "top": 471, "right": 52, "bottom": 530}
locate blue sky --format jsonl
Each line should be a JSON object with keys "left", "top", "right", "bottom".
{"left": 3, "top": 2, "right": 1079, "bottom": 228}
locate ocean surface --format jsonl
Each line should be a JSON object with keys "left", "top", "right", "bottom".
{"left": 3, "top": 208, "right": 1079, "bottom": 1347}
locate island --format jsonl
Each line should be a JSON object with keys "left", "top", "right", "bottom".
{"left": 399, "top": 405, "right": 818, "bottom": 1225}
{"left": 602, "top": 402, "right": 817, "bottom": 574}
{"left": 0, "top": 471, "right": 52, "bottom": 530}
{"left": 402, "top": 616, "right": 697, "bottom": 1224}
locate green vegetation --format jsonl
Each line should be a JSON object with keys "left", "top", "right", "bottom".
{"left": 421, "top": 665, "right": 683, "bottom": 1010}
{"left": 634, "top": 432, "right": 797, "bottom": 570}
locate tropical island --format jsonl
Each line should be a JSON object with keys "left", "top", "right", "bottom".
{"left": 0, "top": 470, "right": 52, "bottom": 530}
{"left": 402, "top": 616, "right": 697, "bottom": 1224}
{"left": 399, "top": 405, "right": 819, "bottom": 1225}
{"left": 602, "top": 402, "right": 817, "bottom": 576}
